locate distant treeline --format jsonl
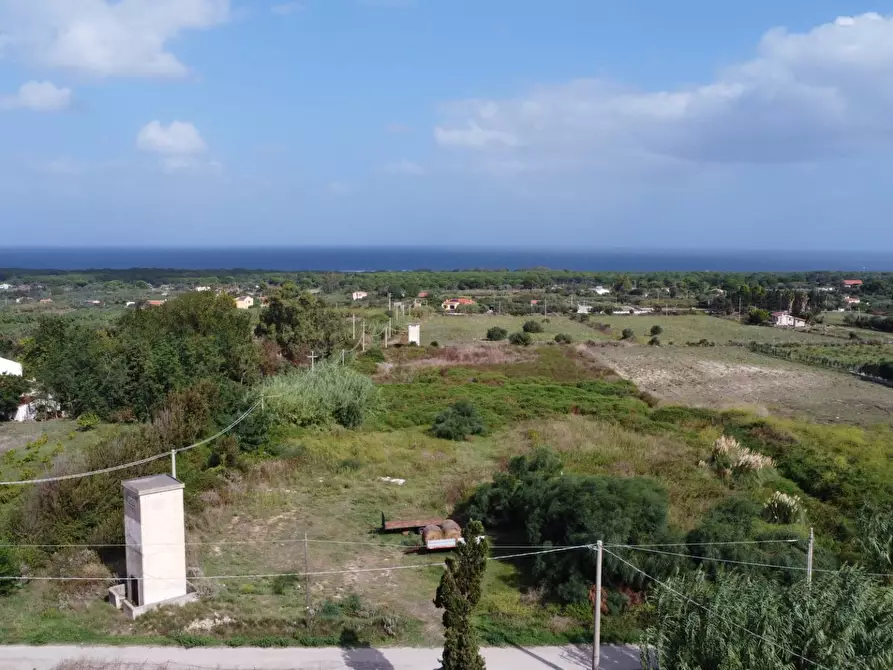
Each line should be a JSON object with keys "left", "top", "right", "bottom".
{"left": 4, "top": 268, "right": 893, "bottom": 297}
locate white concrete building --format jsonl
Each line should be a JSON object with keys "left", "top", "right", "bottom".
{"left": 0, "top": 357, "right": 23, "bottom": 377}
{"left": 772, "top": 311, "right": 807, "bottom": 328}
{"left": 408, "top": 323, "right": 421, "bottom": 346}
{"left": 577, "top": 305, "right": 593, "bottom": 314}
{"left": 110, "top": 475, "right": 196, "bottom": 619}
{"left": 592, "top": 286, "right": 611, "bottom": 296}
{"left": 235, "top": 296, "right": 254, "bottom": 309}
{"left": 352, "top": 291, "right": 368, "bottom": 301}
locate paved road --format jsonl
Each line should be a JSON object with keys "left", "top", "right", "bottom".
{"left": 0, "top": 644, "right": 642, "bottom": 669}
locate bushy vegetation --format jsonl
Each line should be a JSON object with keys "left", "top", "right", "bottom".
{"left": 508, "top": 332, "right": 532, "bottom": 346}
{"left": 24, "top": 292, "right": 259, "bottom": 421}
{"left": 486, "top": 327, "right": 508, "bottom": 341}
{"left": 554, "top": 333, "right": 573, "bottom": 344}
{"left": 256, "top": 362, "right": 378, "bottom": 429}
{"left": 460, "top": 447, "right": 672, "bottom": 602}
{"left": 642, "top": 568, "right": 893, "bottom": 670}
{"left": 621, "top": 328, "right": 635, "bottom": 340}
{"left": 431, "top": 401, "right": 485, "bottom": 441}
{"left": 0, "top": 546, "right": 19, "bottom": 596}
{"left": 0, "top": 374, "right": 27, "bottom": 421}
{"left": 747, "top": 307, "right": 771, "bottom": 325}
{"left": 764, "top": 491, "right": 804, "bottom": 525}
{"left": 650, "top": 325, "right": 663, "bottom": 336}
{"left": 521, "top": 320, "right": 543, "bottom": 334}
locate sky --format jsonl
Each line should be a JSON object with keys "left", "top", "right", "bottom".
{"left": 2, "top": 0, "right": 893, "bottom": 249}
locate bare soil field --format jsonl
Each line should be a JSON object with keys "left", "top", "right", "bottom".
{"left": 581, "top": 343, "right": 893, "bottom": 425}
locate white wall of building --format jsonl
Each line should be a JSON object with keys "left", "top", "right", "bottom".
{"left": 0, "top": 357, "right": 23, "bottom": 376}
{"left": 408, "top": 323, "right": 421, "bottom": 346}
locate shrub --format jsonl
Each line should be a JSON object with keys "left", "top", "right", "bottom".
{"left": 430, "top": 341, "right": 440, "bottom": 348}
{"left": 702, "top": 435, "right": 774, "bottom": 484}
{"left": 648, "top": 336, "right": 660, "bottom": 346}
{"left": 650, "top": 325, "right": 663, "bottom": 336}
{"left": 76, "top": 412, "right": 100, "bottom": 431}
{"left": 459, "top": 447, "right": 671, "bottom": 602}
{"left": 0, "top": 547, "right": 20, "bottom": 596}
{"left": 747, "top": 307, "right": 771, "bottom": 325}
{"left": 486, "top": 327, "right": 508, "bottom": 342}
{"left": 621, "top": 328, "right": 635, "bottom": 340}
{"left": 508, "top": 332, "right": 532, "bottom": 346}
{"left": 522, "top": 320, "right": 544, "bottom": 334}
{"left": 764, "top": 491, "right": 804, "bottom": 525}
{"left": 256, "top": 362, "right": 378, "bottom": 429}
{"left": 554, "top": 333, "right": 573, "bottom": 344}
{"left": 432, "top": 400, "right": 485, "bottom": 441}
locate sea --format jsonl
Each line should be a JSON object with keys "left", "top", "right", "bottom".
{"left": 0, "top": 248, "right": 891, "bottom": 273}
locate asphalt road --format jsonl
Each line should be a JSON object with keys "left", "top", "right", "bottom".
{"left": 0, "top": 644, "right": 643, "bottom": 669}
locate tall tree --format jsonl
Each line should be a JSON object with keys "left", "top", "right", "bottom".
{"left": 434, "top": 520, "right": 490, "bottom": 670}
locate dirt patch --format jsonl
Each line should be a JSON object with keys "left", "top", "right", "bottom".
{"left": 583, "top": 344, "right": 893, "bottom": 425}
{"left": 375, "top": 344, "right": 534, "bottom": 379}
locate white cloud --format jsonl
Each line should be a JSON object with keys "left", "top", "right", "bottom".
{"left": 434, "top": 13, "right": 893, "bottom": 166}
{"left": 271, "top": 2, "right": 302, "bottom": 15}
{"left": 0, "top": 0, "right": 230, "bottom": 78}
{"left": 0, "top": 80, "right": 71, "bottom": 111}
{"left": 380, "top": 159, "right": 426, "bottom": 176}
{"left": 137, "top": 120, "right": 207, "bottom": 155}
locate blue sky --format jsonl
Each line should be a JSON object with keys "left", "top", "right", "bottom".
{"left": 2, "top": 0, "right": 893, "bottom": 248}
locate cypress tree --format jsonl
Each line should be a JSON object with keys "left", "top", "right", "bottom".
{"left": 434, "top": 520, "right": 489, "bottom": 670}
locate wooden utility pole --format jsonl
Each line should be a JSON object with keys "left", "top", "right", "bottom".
{"left": 352, "top": 314, "right": 356, "bottom": 339}
{"left": 304, "top": 531, "right": 311, "bottom": 624}
{"left": 807, "top": 527, "right": 814, "bottom": 588}
{"left": 362, "top": 322, "right": 366, "bottom": 352}
{"left": 592, "top": 540, "right": 603, "bottom": 670}
{"left": 307, "top": 350, "right": 318, "bottom": 371}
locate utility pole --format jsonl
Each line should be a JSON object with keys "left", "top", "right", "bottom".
{"left": 307, "top": 350, "right": 317, "bottom": 371}
{"left": 352, "top": 314, "right": 356, "bottom": 340}
{"left": 340, "top": 350, "right": 346, "bottom": 366}
{"left": 170, "top": 450, "right": 177, "bottom": 479}
{"left": 362, "top": 322, "right": 366, "bottom": 353}
{"left": 304, "top": 531, "right": 311, "bottom": 625}
{"left": 388, "top": 293, "right": 392, "bottom": 312}
{"left": 592, "top": 540, "right": 603, "bottom": 670}
{"left": 738, "top": 296, "right": 742, "bottom": 323}
{"left": 807, "top": 527, "right": 814, "bottom": 588}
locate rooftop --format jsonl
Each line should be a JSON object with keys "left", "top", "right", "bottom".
{"left": 122, "top": 474, "right": 183, "bottom": 496}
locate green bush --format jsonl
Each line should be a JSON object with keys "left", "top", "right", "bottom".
{"left": 554, "top": 333, "right": 573, "bottom": 344}
{"left": 76, "top": 412, "right": 100, "bottom": 431}
{"left": 648, "top": 336, "right": 660, "bottom": 346}
{"left": 0, "top": 374, "right": 28, "bottom": 421}
{"left": 431, "top": 400, "right": 485, "bottom": 441}
{"left": 621, "top": 328, "right": 635, "bottom": 340}
{"left": 0, "top": 547, "right": 20, "bottom": 595}
{"left": 522, "top": 320, "right": 544, "bottom": 334}
{"left": 460, "top": 447, "right": 671, "bottom": 602}
{"left": 650, "top": 325, "right": 663, "bottom": 336}
{"left": 747, "top": 307, "right": 771, "bottom": 325}
{"left": 508, "top": 332, "right": 532, "bottom": 346}
{"left": 256, "top": 362, "right": 378, "bottom": 429}
{"left": 486, "top": 327, "right": 508, "bottom": 341}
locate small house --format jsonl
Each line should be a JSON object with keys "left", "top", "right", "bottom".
{"left": 39, "top": 298, "right": 53, "bottom": 304}
{"left": 844, "top": 296, "right": 861, "bottom": 306}
{"left": 352, "top": 291, "right": 368, "bottom": 301}
{"left": 235, "top": 296, "right": 254, "bottom": 309}
{"left": 145, "top": 300, "right": 166, "bottom": 308}
{"left": 577, "top": 305, "right": 593, "bottom": 314}
{"left": 441, "top": 297, "right": 476, "bottom": 311}
{"left": 842, "top": 279, "right": 863, "bottom": 289}
{"left": 772, "top": 311, "right": 807, "bottom": 328}
{"left": 592, "top": 286, "right": 611, "bottom": 296}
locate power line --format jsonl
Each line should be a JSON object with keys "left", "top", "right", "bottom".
{"left": 603, "top": 547, "right": 830, "bottom": 670}
{"left": 604, "top": 538, "right": 800, "bottom": 549}
{"left": 0, "top": 400, "right": 261, "bottom": 487}
{"left": 0, "top": 544, "right": 591, "bottom": 582}
{"left": 611, "top": 545, "right": 810, "bottom": 572}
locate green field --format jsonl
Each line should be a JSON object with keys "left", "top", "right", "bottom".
{"left": 420, "top": 313, "right": 841, "bottom": 347}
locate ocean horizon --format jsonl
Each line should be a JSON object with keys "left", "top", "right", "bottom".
{"left": 0, "top": 247, "right": 890, "bottom": 273}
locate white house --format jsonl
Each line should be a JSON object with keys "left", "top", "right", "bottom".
{"left": 844, "top": 296, "right": 861, "bottom": 306}
{"left": 235, "top": 296, "right": 254, "bottom": 309}
{"left": 352, "top": 291, "right": 368, "bottom": 301}
{"left": 592, "top": 286, "right": 611, "bottom": 296}
{"left": 195, "top": 286, "right": 211, "bottom": 292}
{"left": 0, "top": 283, "right": 11, "bottom": 291}
{"left": 577, "top": 304, "right": 593, "bottom": 314}
{"left": 772, "top": 311, "right": 807, "bottom": 328}
{"left": 0, "top": 357, "right": 23, "bottom": 377}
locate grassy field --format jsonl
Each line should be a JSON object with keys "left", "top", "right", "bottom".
{"left": 419, "top": 313, "right": 843, "bottom": 348}
{"left": 4, "top": 328, "right": 893, "bottom": 648}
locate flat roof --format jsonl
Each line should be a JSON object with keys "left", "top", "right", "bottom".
{"left": 122, "top": 474, "right": 183, "bottom": 496}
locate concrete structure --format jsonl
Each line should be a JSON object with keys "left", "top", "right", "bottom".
{"left": 408, "top": 323, "right": 421, "bottom": 346}
{"left": 842, "top": 279, "right": 863, "bottom": 289}
{"left": 235, "top": 296, "right": 254, "bottom": 309}
{"left": 592, "top": 285, "right": 611, "bottom": 296}
{"left": 845, "top": 296, "right": 861, "bottom": 306}
{"left": 0, "top": 356, "right": 23, "bottom": 377}
{"left": 112, "top": 475, "right": 196, "bottom": 619}
{"left": 577, "top": 304, "right": 593, "bottom": 314}
{"left": 772, "top": 311, "right": 807, "bottom": 328}
{"left": 441, "top": 297, "right": 476, "bottom": 311}
{"left": 351, "top": 291, "right": 368, "bottom": 301}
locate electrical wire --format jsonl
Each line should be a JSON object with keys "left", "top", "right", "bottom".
{"left": 611, "top": 544, "right": 810, "bottom": 572}
{"left": 0, "top": 400, "right": 261, "bottom": 487}
{"left": 604, "top": 538, "right": 800, "bottom": 549}
{"left": 603, "top": 547, "right": 831, "bottom": 670}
